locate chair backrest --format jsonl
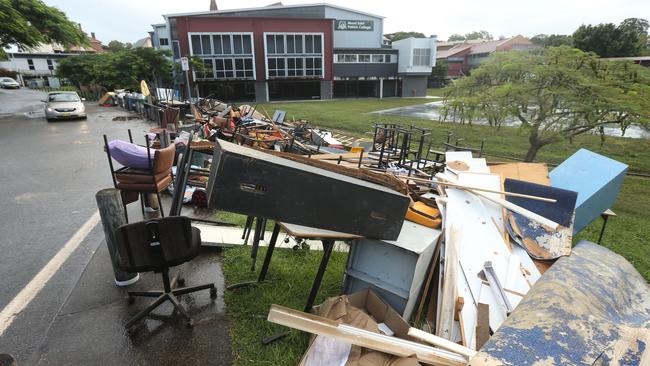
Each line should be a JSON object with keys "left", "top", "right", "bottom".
{"left": 113, "top": 216, "right": 200, "bottom": 273}
{"left": 153, "top": 143, "right": 176, "bottom": 174}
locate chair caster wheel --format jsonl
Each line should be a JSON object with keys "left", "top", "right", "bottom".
{"left": 284, "top": 238, "right": 290, "bottom": 243}
{"left": 292, "top": 244, "right": 300, "bottom": 251}
{"left": 127, "top": 296, "right": 135, "bottom": 304}
{"left": 177, "top": 278, "right": 186, "bottom": 286}
{"left": 210, "top": 287, "right": 218, "bottom": 299}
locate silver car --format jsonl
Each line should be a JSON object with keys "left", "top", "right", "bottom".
{"left": 0, "top": 77, "right": 20, "bottom": 89}
{"left": 43, "top": 91, "right": 87, "bottom": 121}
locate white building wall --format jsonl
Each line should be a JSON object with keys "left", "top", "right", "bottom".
{"left": 0, "top": 55, "right": 60, "bottom": 76}
{"left": 323, "top": 7, "right": 383, "bottom": 49}
{"left": 391, "top": 37, "right": 437, "bottom": 74}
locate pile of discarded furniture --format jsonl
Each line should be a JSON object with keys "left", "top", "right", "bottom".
{"left": 99, "top": 96, "right": 648, "bottom": 365}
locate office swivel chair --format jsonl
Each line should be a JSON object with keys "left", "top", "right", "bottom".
{"left": 114, "top": 216, "right": 217, "bottom": 328}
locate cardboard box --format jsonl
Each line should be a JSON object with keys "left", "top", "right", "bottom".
{"left": 299, "top": 289, "right": 421, "bottom": 366}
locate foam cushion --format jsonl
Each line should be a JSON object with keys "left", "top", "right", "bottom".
{"left": 108, "top": 140, "right": 153, "bottom": 170}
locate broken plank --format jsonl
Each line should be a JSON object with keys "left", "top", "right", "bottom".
{"left": 475, "top": 303, "right": 490, "bottom": 350}
{"left": 408, "top": 327, "right": 477, "bottom": 358}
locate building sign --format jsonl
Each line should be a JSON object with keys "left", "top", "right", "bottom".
{"left": 335, "top": 19, "right": 374, "bottom": 31}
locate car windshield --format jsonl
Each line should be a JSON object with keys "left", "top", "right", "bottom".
{"left": 48, "top": 93, "right": 80, "bottom": 102}
{"left": 1, "top": 78, "right": 16, "bottom": 83}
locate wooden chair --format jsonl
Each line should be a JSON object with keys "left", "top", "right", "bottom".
{"left": 103, "top": 130, "right": 176, "bottom": 222}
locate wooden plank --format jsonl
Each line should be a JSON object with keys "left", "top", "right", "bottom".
{"left": 408, "top": 327, "right": 477, "bottom": 358}
{"left": 489, "top": 163, "right": 550, "bottom": 186}
{"left": 267, "top": 304, "right": 468, "bottom": 366}
{"left": 437, "top": 224, "right": 460, "bottom": 340}
{"left": 436, "top": 172, "right": 560, "bottom": 231}
{"left": 475, "top": 303, "right": 490, "bottom": 350}
{"left": 310, "top": 152, "right": 363, "bottom": 160}
{"left": 414, "top": 235, "right": 442, "bottom": 325}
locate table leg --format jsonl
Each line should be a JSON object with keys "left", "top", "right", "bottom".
{"left": 304, "top": 239, "right": 335, "bottom": 313}
{"left": 258, "top": 223, "right": 280, "bottom": 282}
{"left": 250, "top": 217, "right": 264, "bottom": 271}
{"left": 598, "top": 214, "right": 610, "bottom": 244}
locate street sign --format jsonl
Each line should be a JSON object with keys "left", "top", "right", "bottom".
{"left": 180, "top": 57, "right": 190, "bottom": 71}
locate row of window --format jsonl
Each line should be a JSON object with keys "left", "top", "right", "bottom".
{"left": 334, "top": 54, "right": 396, "bottom": 64}
{"left": 267, "top": 57, "right": 323, "bottom": 77}
{"left": 194, "top": 57, "right": 255, "bottom": 80}
{"left": 190, "top": 33, "right": 253, "bottom": 56}
{"left": 265, "top": 34, "right": 323, "bottom": 55}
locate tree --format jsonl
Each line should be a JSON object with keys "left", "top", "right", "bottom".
{"left": 0, "top": 0, "right": 87, "bottom": 57}
{"left": 57, "top": 48, "right": 173, "bottom": 90}
{"left": 429, "top": 59, "right": 448, "bottom": 87}
{"left": 573, "top": 18, "right": 649, "bottom": 57}
{"left": 384, "top": 31, "right": 426, "bottom": 44}
{"left": 441, "top": 46, "right": 650, "bottom": 161}
{"left": 530, "top": 34, "right": 573, "bottom": 48}
{"left": 106, "top": 40, "right": 132, "bottom": 52}
{"left": 465, "top": 30, "right": 493, "bottom": 41}
{"left": 448, "top": 34, "right": 466, "bottom": 42}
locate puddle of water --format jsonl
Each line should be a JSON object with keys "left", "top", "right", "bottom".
{"left": 372, "top": 102, "right": 650, "bottom": 139}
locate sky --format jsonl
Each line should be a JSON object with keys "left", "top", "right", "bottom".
{"left": 45, "top": 0, "right": 650, "bottom": 44}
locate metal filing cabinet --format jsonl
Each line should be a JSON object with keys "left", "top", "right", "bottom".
{"left": 343, "top": 221, "right": 442, "bottom": 320}
{"left": 550, "top": 149, "right": 628, "bottom": 234}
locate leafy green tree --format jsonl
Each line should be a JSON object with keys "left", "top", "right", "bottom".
{"left": 573, "top": 18, "right": 649, "bottom": 57}
{"left": 447, "top": 34, "right": 466, "bottom": 42}
{"left": 442, "top": 46, "right": 650, "bottom": 161}
{"left": 429, "top": 59, "right": 448, "bottom": 87}
{"left": 57, "top": 48, "right": 173, "bottom": 90}
{"left": 0, "top": 0, "right": 87, "bottom": 57}
{"left": 384, "top": 31, "right": 426, "bottom": 44}
{"left": 106, "top": 40, "right": 132, "bottom": 52}
{"left": 465, "top": 31, "right": 493, "bottom": 40}
{"left": 530, "top": 34, "right": 573, "bottom": 48}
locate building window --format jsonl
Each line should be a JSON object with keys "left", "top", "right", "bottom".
{"left": 265, "top": 33, "right": 324, "bottom": 79}
{"left": 27, "top": 59, "right": 35, "bottom": 70}
{"left": 413, "top": 48, "right": 431, "bottom": 66}
{"left": 190, "top": 33, "right": 255, "bottom": 80}
{"left": 46, "top": 59, "right": 54, "bottom": 71}
{"left": 172, "top": 41, "right": 181, "bottom": 59}
{"left": 334, "top": 54, "right": 396, "bottom": 63}
{"left": 159, "top": 38, "right": 169, "bottom": 46}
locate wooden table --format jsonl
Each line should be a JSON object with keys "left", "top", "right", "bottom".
{"left": 233, "top": 221, "right": 361, "bottom": 314}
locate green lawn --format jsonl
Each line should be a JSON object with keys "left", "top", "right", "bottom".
{"left": 222, "top": 97, "right": 650, "bottom": 365}
{"left": 261, "top": 98, "right": 650, "bottom": 174}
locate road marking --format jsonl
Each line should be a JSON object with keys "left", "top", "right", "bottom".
{"left": 0, "top": 211, "right": 100, "bottom": 336}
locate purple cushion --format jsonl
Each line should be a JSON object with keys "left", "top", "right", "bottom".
{"left": 108, "top": 140, "right": 153, "bottom": 170}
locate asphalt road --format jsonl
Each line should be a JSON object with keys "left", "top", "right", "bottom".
{"left": 0, "top": 88, "right": 150, "bottom": 361}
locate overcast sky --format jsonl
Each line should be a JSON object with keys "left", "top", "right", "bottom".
{"left": 45, "top": 0, "right": 649, "bottom": 44}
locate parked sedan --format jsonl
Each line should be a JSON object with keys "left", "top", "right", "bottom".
{"left": 43, "top": 91, "right": 87, "bottom": 121}
{"left": 0, "top": 77, "right": 20, "bottom": 89}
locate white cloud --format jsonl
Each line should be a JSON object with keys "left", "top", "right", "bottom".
{"left": 45, "top": 0, "right": 650, "bottom": 43}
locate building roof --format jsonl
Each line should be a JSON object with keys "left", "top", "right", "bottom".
{"left": 163, "top": 3, "right": 384, "bottom": 19}
{"left": 437, "top": 35, "right": 533, "bottom": 58}
{"left": 436, "top": 43, "right": 472, "bottom": 58}
{"left": 133, "top": 37, "right": 153, "bottom": 48}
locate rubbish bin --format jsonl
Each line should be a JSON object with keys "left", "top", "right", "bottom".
{"left": 95, "top": 188, "right": 139, "bottom": 286}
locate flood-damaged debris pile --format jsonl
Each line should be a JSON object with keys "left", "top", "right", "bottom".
{"left": 105, "top": 95, "right": 648, "bottom": 365}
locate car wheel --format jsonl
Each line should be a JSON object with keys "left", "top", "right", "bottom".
{"left": 46, "top": 118, "right": 53, "bottom": 122}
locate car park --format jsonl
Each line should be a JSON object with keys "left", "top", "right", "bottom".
{"left": 43, "top": 91, "right": 87, "bottom": 121}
